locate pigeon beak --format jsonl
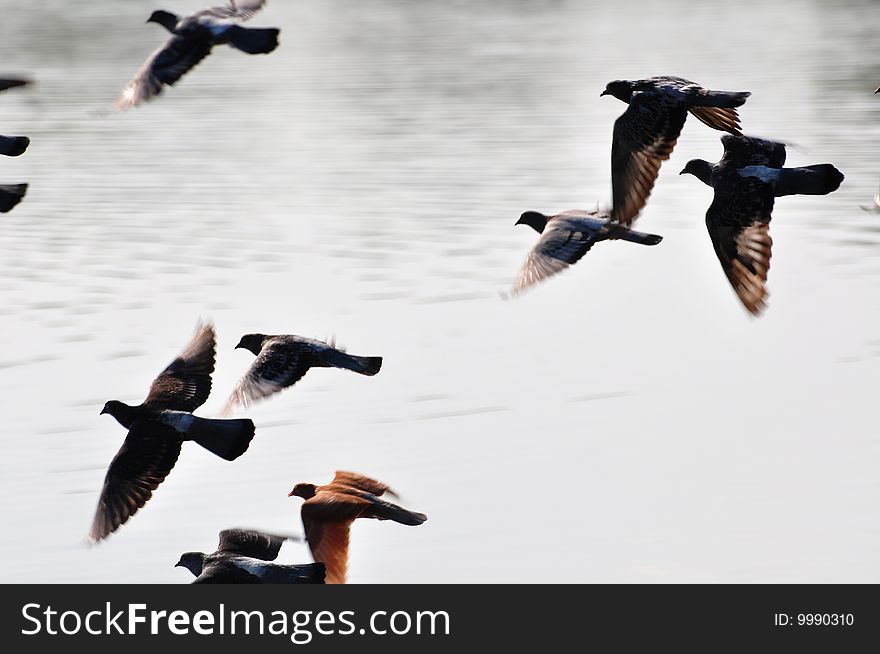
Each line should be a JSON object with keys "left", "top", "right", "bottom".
{"left": 600, "top": 90, "right": 609, "bottom": 97}
{"left": 99, "top": 407, "right": 107, "bottom": 415}
{"left": 678, "top": 169, "right": 686, "bottom": 175}
{"left": 287, "top": 489, "right": 296, "bottom": 497}
{"left": 174, "top": 562, "right": 182, "bottom": 568}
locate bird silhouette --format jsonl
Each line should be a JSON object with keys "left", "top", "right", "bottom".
{"left": 90, "top": 322, "right": 255, "bottom": 543}
{"left": 512, "top": 209, "right": 662, "bottom": 294}
{"left": 222, "top": 334, "right": 382, "bottom": 415}
{"left": 602, "top": 76, "right": 750, "bottom": 225}
{"left": 175, "top": 528, "right": 325, "bottom": 583}
{"left": 680, "top": 134, "right": 843, "bottom": 315}
{"left": 116, "top": 0, "right": 279, "bottom": 109}
{"left": 289, "top": 472, "right": 426, "bottom": 584}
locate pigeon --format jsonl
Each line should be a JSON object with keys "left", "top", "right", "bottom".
{"left": 0, "top": 183, "right": 27, "bottom": 213}
{"left": 512, "top": 209, "right": 662, "bottom": 293}
{"left": 289, "top": 471, "right": 427, "bottom": 584}
{"left": 175, "top": 528, "right": 326, "bottom": 584}
{"left": 680, "top": 134, "right": 844, "bottom": 315}
{"left": 90, "top": 322, "right": 255, "bottom": 543}
{"left": 602, "top": 76, "right": 751, "bottom": 225}
{"left": 221, "top": 334, "right": 383, "bottom": 415}
{"left": 116, "top": 0, "right": 280, "bottom": 109}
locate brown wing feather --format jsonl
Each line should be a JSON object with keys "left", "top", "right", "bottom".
{"left": 611, "top": 92, "right": 688, "bottom": 225}
{"left": 706, "top": 188, "right": 774, "bottom": 316}
{"left": 144, "top": 322, "right": 216, "bottom": 412}
{"left": 688, "top": 106, "right": 743, "bottom": 136}
{"left": 331, "top": 471, "right": 396, "bottom": 498}
{"left": 89, "top": 421, "right": 183, "bottom": 543}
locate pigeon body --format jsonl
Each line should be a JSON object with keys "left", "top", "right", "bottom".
{"left": 680, "top": 134, "right": 844, "bottom": 315}
{"left": 289, "top": 472, "right": 427, "bottom": 584}
{"left": 176, "top": 528, "right": 325, "bottom": 584}
{"left": 512, "top": 209, "right": 662, "bottom": 294}
{"left": 222, "top": 334, "right": 383, "bottom": 415}
{"left": 116, "top": 0, "right": 279, "bottom": 109}
{"left": 603, "top": 75, "right": 751, "bottom": 225}
{"left": 90, "top": 322, "right": 255, "bottom": 543}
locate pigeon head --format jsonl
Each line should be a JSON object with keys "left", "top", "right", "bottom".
{"left": 289, "top": 483, "right": 317, "bottom": 499}
{"left": 175, "top": 552, "right": 206, "bottom": 577}
{"left": 679, "top": 159, "right": 714, "bottom": 187}
{"left": 235, "top": 334, "right": 268, "bottom": 355}
{"left": 516, "top": 211, "right": 549, "bottom": 234}
{"left": 146, "top": 10, "right": 180, "bottom": 32}
{"left": 600, "top": 80, "right": 634, "bottom": 102}
{"left": 100, "top": 400, "right": 139, "bottom": 429}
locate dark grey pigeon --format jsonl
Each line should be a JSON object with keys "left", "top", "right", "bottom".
{"left": 90, "top": 322, "right": 255, "bottom": 543}
{"left": 222, "top": 334, "right": 383, "bottom": 415}
{"left": 680, "top": 134, "right": 844, "bottom": 316}
{"left": 116, "top": 0, "right": 279, "bottom": 109}
{"left": 176, "top": 528, "right": 326, "bottom": 584}
{"left": 512, "top": 209, "right": 662, "bottom": 294}
{"left": 0, "top": 183, "right": 27, "bottom": 213}
{"left": 602, "top": 76, "right": 751, "bottom": 226}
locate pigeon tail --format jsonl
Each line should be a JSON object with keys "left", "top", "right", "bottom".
{"left": 775, "top": 164, "right": 844, "bottom": 197}
{"left": 372, "top": 499, "right": 428, "bottom": 526}
{"left": 0, "top": 135, "right": 30, "bottom": 157}
{"left": 187, "top": 417, "right": 255, "bottom": 461}
{"left": 0, "top": 183, "right": 27, "bottom": 212}
{"left": 693, "top": 89, "right": 751, "bottom": 108}
{"left": 613, "top": 227, "right": 663, "bottom": 246}
{"left": 225, "top": 26, "right": 280, "bottom": 54}
{"left": 322, "top": 351, "right": 383, "bottom": 376}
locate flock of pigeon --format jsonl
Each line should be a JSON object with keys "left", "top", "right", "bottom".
{"left": 515, "top": 75, "right": 847, "bottom": 316}
{"left": 1, "top": 1, "right": 872, "bottom": 583}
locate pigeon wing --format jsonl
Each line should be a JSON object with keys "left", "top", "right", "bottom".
{"left": 331, "top": 471, "right": 397, "bottom": 498}
{"left": 144, "top": 322, "right": 216, "bottom": 412}
{"left": 222, "top": 342, "right": 311, "bottom": 414}
{"left": 513, "top": 217, "right": 601, "bottom": 293}
{"left": 611, "top": 91, "right": 688, "bottom": 225}
{"left": 720, "top": 134, "right": 786, "bottom": 168}
{"left": 217, "top": 529, "right": 292, "bottom": 560}
{"left": 198, "top": 0, "right": 268, "bottom": 22}
{"left": 115, "top": 33, "right": 215, "bottom": 109}
{"left": 705, "top": 181, "right": 775, "bottom": 316}
{"left": 89, "top": 421, "right": 183, "bottom": 543}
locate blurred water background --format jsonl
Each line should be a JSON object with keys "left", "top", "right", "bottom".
{"left": 0, "top": 0, "right": 878, "bottom": 582}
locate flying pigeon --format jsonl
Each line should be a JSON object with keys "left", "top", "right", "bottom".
{"left": 0, "top": 183, "right": 27, "bottom": 213}
{"left": 512, "top": 209, "right": 662, "bottom": 294}
{"left": 221, "top": 334, "right": 383, "bottom": 416}
{"left": 116, "top": 0, "right": 280, "bottom": 109}
{"left": 175, "top": 528, "right": 326, "bottom": 584}
{"left": 680, "top": 134, "right": 844, "bottom": 315}
{"left": 289, "top": 471, "right": 427, "bottom": 584}
{"left": 90, "top": 322, "right": 255, "bottom": 543}
{"left": 602, "top": 76, "right": 751, "bottom": 225}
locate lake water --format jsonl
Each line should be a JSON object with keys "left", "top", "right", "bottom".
{"left": 1, "top": 0, "right": 878, "bottom": 583}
